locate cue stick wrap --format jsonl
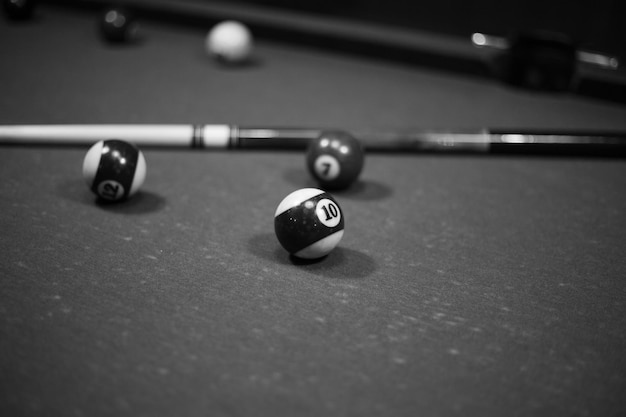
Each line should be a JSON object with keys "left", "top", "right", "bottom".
{"left": 356, "top": 131, "right": 492, "bottom": 152}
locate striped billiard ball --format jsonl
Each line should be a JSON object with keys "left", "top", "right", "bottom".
{"left": 306, "top": 130, "right": 364, "bottom": 190}
{"left": 274, "top": 188, "right": 344, "bottom": 259}
{"left": 83, "top": 139, "right": 146, "bottom": 202}
{"left": 100, "top": 7, "right": 139, "bottom": 44}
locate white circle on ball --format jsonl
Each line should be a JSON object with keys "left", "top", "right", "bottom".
{"left": 206, "top": 20, "right": 252, "bottom": 63}
{"left": 316, "top": 198, "right": 341, "bottom": 228}
{"left": 97, "top": 180, "right": 125, "bottom": 201}
{"left": 314, "top": 155, "right": 340, "bottom": 180}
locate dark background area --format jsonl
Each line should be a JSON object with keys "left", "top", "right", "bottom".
{"left": 36, "top": 0, "right": 626, "bottom": 103}
{"left": 228, "top": 0, "right": 626, "bottom": 60}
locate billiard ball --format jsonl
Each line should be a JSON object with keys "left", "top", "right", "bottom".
{"left": 306, "top": 130, "right": 365, "bottom": 190}
{"left": 82, "top": 140, "right": 147, "bottom": 201}
{"left": 206, "top": 20, "right": 253, "bottom": 64}
{"left": 99, "top": 7, "right": 138, "bottom": 44}
{"left": 274, "top": 188, "right": 344, "bottom": 259}
{"left": 2, "top": 0, "right": 36, "bottom": 20}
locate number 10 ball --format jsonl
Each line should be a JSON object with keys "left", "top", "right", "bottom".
{"left": 83, "top": 139, "right": 147, "bottom": 201}
{"left": 275, "top": 188, "right": 345, "bottom": 259}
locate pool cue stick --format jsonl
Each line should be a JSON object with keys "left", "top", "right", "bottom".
{"left": 1, "top": 124, "right": 626, "bottom": 154}
{"left": 471, "top": 32, "right": 620, "bottom": 70}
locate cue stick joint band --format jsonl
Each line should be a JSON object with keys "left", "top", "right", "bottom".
{"left": 192, "top": 125, "right": 204, "bottom": 148}
{"left": 200, "top": 124, "right": 231, "bottom": 148}
{"left": 229, "top": 125, "right": 240, "bottom": 149}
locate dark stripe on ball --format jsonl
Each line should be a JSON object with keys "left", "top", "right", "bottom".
{"left": 92, "top": 140, "right": 139, "bottom": 200}
{"left": 274, "top": 192, "right": 344, "bottom": 254}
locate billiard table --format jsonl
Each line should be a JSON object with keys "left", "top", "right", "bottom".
{"left": 1, "top": 1, "right": 626, "bottom": 416}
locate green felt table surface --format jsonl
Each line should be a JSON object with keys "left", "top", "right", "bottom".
{"left": 1, "top": 3, "right": 626, "bottom": 417}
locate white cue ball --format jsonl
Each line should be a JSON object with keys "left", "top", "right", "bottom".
{"left": 206, "top": 20, "right": 253, "bottom": 63}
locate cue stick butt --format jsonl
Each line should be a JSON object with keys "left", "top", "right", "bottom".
{"left": 0, "top": 124, "right": 231, "bottom": 148}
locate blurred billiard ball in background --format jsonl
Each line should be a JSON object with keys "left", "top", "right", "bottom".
{"left": 99, "top": 7, "right": 139, "bottom": 44}
{"left": 206, "top": 20, "right": 254, "bottom": 64}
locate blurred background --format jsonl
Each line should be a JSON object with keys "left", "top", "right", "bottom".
{"left": 9, "top": 0, "right": 626, "bottom": 102}
{"left": 223, "top": 0, "right": 625, "bottom": 61}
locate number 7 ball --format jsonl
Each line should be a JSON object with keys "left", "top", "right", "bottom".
{"left": 306, "top": 130, "right": 364, "bottom": 190}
